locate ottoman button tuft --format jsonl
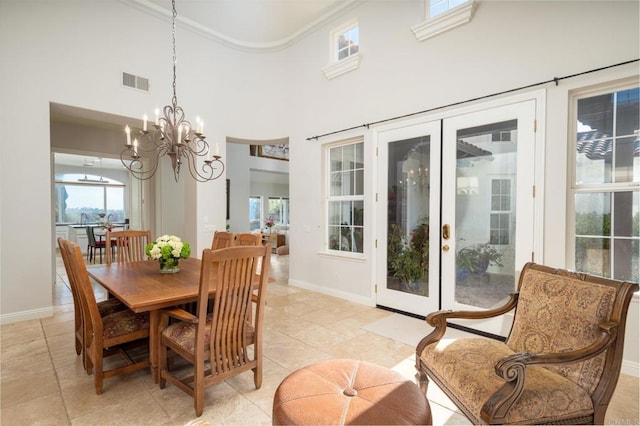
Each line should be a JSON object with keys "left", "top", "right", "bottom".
{"left": 343, "top": 387, "right": 358, "bottom": 397}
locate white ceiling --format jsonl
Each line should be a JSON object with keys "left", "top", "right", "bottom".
{"left": 130, "top": 0, "right": 359, "bottom": 49}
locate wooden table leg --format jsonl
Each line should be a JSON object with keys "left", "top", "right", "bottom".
{"left": 149, "top": 310, "right": 159, "bottom": 383}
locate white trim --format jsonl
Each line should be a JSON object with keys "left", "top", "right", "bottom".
{"left": 411, "top": 0, "right": 475, "bottom": 42}
{"left": 0, "top": 306, "right": 54, "bottom": 325}
{"left": 288, "top": 278, "right": 375, "bottom": 307}
{"left": 322, "top": 52, "right": 361, "bottom": 80}
{"left": 122, "top": 0, "right": 364, "bottom": 52}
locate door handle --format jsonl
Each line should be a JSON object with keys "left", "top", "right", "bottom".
{"left": 442, "top": 224, "right": 450, "bottom": 240}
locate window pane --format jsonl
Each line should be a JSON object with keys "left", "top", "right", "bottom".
{"left": 576, "top": 88, "right": 640, "bottom": 185}
{"left": 613, "top": 191, "right": 638, "bottom": 237}
{"left": 337, "top": 26, "right": 359, "bottom": 60}
{"left": 62, "top": 184, "right": 105, "bottom": 223}
{"left": 355, "top": 169, "right": 364, "bottom": 195}
{"left": 575, "top": 193, "right": 610, "bottom": 236}
{"left": 106, "top": 187, "right": 124, "bottom": 222}
{"left": 329, "top": 201, "right": 341, "bottom": 225}
{"left": 613, "top": 239, "right": 638, "bottom": 282}
{"left": 575, "top": 237, "right": 610, "bottom": 278}
{"left": 330, "top": 147, "right": 342, "bottom": 172}
{"left": 249, "top": 196, "right": 262, "bottom": 231}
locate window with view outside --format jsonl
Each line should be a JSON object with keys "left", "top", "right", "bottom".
{"left": 573, "top": 86, "right": 639, "bottom": 283}
{"left": 429, "top": 0, "right": 469, "bottom": 18}
{"left": 328, "top": 141, "right": 364, "bottom": 254}
{"left": 249, "top": 196, "right": 262, "bottom": 231}
{"left": 268, "top": 197, "right": 289, "bottom": 226}
{"left": 490, "top": 178, "right": 511, "bottom": 245}
{"left": 336, "top": 25, "right": 359, "bottom": 61}
{"left": 54, "top": 174, "right": 125, "bottom": 224}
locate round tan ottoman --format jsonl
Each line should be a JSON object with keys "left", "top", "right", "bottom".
{"left": 272, "top": 359, "right": 432, "bottom": 425}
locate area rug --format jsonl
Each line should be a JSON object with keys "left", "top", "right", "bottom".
{"left": 362, "top": 313, "right": 430, "bottom": 346}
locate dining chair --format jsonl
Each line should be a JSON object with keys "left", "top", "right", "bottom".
{"left": 105, "top": 229, "right": 152, "bottom": 264}
{"left": 86, "top": 226, "right": 106, "bottom": 263}
{"left": 158, "top": 244, "right": 272, "bottom": 416}
{"left": 57, "top": 237, "right": 127, "bottom": 361}
{"left": 210, "top": 230, "right": 235, "bottom": 250}
{"left": 61, "top": 239, "right": 151, "bottom": 394}
{"left": 235, "top": 232, "right": 263, "bottom": 246}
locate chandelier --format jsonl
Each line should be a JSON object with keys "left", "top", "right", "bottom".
{"left": 121, "top": 0, "right": 224, "bottom": 182}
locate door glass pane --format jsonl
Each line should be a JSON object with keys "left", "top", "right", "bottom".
{"left": 386, "top": 136, "right": 431, "bottom": 296}
{"left": 249, "top": 196, "right": 262, "bottom": 231}
{"left": 455, "top": 120, "right": 516, "bottom": 308}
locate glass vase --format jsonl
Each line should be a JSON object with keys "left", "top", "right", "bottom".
{"left": 159, "top": 257, "right": 180, "bottom": 273}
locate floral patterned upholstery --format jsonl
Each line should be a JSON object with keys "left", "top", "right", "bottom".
{"left": 102, "top": 310, "right": 150, "bottom": 340}
{"left": 416, "top": 263, "right": 638, "bottom": 425}
{"left": 420, "top": 338, "right": 593, "bottom": 424}
{"left": 163, "top": 319, "right": 254, "bottom": 355}
{"left": 506, "top": 268, "right": 615, "bottom": 395}
{"left": 97, "top": 298, "right": 127, "bottom": 317}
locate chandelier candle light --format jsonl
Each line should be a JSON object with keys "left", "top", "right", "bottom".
{"left": 121, "top": 0, "right": 224, "bottom": 182}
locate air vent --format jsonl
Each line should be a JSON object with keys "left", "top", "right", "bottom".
{"left": 122, "top": 72, "right": 149, "bottom": 92}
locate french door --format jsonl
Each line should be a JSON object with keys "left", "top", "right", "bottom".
{"left": 376, "top": 120, "right": 442, "bottom": 316}
{"left": 441, "top": 101, "right": 537, "bottom": 336}
{"left": 376, "top": 99, "right": 538, "bottom": 336}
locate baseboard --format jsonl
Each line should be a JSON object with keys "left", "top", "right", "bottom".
{"left": 621, "top": 359, "right": 639, "bottom": 378}
{"left": 0, "top": 306, "right": 54, "bottom": 325}
{"left": 287, "top": 278, "right": 375, "bottom": 307}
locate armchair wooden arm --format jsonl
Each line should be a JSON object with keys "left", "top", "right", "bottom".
{"left": 481, "top": 321, "right": 619, "bottom": 423}
{"left": 416, "top": 292, "right": 519, "bottom": 354}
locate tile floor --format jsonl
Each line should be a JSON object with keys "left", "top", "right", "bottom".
{"left": 1, "top": 253, "right": 638, "bottom": 425}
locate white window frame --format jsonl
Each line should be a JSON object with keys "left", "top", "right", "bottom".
{"left": 325, "top": 137, "right": 365, "bottom": 256}
{"left": 568, "top": 81, "right": 640, "bottom": 282}
{"left": 489, "top": 178, "right": 512, "bottom": 246}
{"left": 322, "top": 18, "right": 361, "bottom": 80}
{"left": 411, "top": 0, "right": 475, "bottom": 42}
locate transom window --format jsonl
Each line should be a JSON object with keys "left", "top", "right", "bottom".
{"left": 571, "top": 85, "right": 639, "bottom": 283}
{"left": 335, "top": 24, "right": 359, "bottom": 61}
{"left": 429, "top": 0, "right": 469, "bottom": 18}
{"left": 327, "top": 140, "right": 364, "bottom": 254}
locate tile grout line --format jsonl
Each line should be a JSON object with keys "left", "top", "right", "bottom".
{"left": 40, "top": 318, "right": 73, "bottom": 426}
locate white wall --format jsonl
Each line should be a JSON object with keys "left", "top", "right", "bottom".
{"left": 0, "top": 0, "right": 637, "bottom": 372}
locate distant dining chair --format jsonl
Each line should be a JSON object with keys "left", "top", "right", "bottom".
{"left": 57, "top": 237, "right": 126, "bottom": 361}
{"left": 105, "top": 229, "right": 152, "bottom": 264}
{"left": 158, "top": 245, "right": 271, "bottom": 416}
{"left": 235, "top": 232, "right": 263, "bottom": 246}
{"left": 86, "top": 226, "right": 106, "bottom": 263}
{"left": 211, "top": 230, "right": 234, "bottom": 250}
{"left": 61, "top": 239, "right": 150, "bottom": 394}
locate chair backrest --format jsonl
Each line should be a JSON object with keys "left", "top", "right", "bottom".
{"left": 506, "top": 262, "right": 638, "bottom": 399}
{"left": 60, "top": 239, "right": 104, "bottom": 341}
{"left": 235, "top": 232, "right": 263, "bottom": 246}
{"left": 57, "top": 237, "right": 83, "bottom": 329}
{"left": 86, "top": 226, "right": 97, "bottom": 246}
{"left": 196, "top": 245, "right": 271, "bottom": 375}
{"left": 106, "top": 229, "right": 152, "bottom": 264}
{"left": 211, "top": 231, "right": 235, "bottom": 250}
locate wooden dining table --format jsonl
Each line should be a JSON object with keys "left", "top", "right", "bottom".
{"left": 87, "top": 257, "right": 207, "bottom": 383}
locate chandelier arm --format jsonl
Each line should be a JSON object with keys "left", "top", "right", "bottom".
{"left": 121, "top": 0, "right": 223, "bottom": 183}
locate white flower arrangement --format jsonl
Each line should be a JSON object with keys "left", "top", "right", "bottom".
{"left": 145, "top": 235, "right": 191, "bottom": 261}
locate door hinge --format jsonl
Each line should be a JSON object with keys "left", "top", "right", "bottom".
{"left": 376, "top": 147, "right": 379, "bottom": 156}
{"left": 532, "top": 185, "right": 536, "bottom": 197}
{"left": 376, "top": 193, "right": 378, "bottom": 202}
{"left": 375, "top": 239, "right": 378, "bottom": 248}
{"left": 375, "top": 284, "right": 378, "bottom": 294}
{"left": 534, "top": 119, "right": 537, "bottom": 132}
{"left": 531, "top": 251, "right": 535, "bottom": 262}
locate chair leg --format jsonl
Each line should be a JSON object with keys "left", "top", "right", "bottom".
{"left": 93, "top": 355, "right": 104, "bottom": 395}
{"left": 194, "top": 360, "right": 205, "bottom": 416}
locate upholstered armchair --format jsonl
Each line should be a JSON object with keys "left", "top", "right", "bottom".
{"left": 416, "top": 262, "right": 638, "bottom": 425}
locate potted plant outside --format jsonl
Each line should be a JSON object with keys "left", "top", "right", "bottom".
{"left": 388, "top": 221, "right": 429, "bottom": 290}
{"left": 456, "top": 242, "right": 503, "bottom": 277}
